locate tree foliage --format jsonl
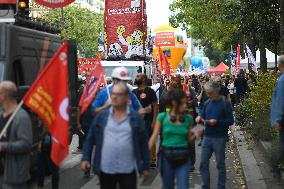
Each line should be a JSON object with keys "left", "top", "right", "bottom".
{"left": 43, "top": 6, "right": 103, "bottom": 58}
{"left": 170, "top": 0, "right": 280, "bottom": 71}
{"left": 170, "top": 0, "right": 240, "bottom": 51}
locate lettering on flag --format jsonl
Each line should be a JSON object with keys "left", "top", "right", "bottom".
{"left": 79, "top": 59, "right": 105, "bottom": 114}
{"left": 23, "top": 42, "right": 69, "bottom": 165}
{"left": 245, "top": 44, "right": 258, "bottom": 73}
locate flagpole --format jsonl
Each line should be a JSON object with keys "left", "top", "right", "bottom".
{"left": 0, "top": 100, "right": 24, "bottom": 140}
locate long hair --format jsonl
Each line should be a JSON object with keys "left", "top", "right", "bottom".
{"left": 164, "top": 88, "right": 186, "bottom": 112}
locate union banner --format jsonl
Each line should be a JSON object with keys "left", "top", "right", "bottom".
{"left": 105, "top": 0, "right": 147, "bottom": 59}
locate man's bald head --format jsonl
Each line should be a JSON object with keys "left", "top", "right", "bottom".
{"left": 0, "top": 81, "right": 18, "bottom": 101}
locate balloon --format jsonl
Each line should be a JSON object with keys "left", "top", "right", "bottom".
{"left": 191, "top": 56, "right": 203, "bottom": 69}
{"left": 152, "top": 25, "right": 187, "bottom": 70}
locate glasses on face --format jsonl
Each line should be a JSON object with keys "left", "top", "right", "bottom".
{"left": 111, "top": 92, "right": 127, "bottom": 97}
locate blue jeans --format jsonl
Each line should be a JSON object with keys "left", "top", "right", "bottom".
{"left": 200, "top": 136, "right": 226, "bottom": 189}
{"left": 160, "top": 155, "right": 190, "bottom": 189}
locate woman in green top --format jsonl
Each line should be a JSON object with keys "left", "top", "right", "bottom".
{"left": 149, "top": 89, "right": 195, "bottom": 189}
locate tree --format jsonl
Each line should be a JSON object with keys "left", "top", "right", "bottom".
{"left": 170, "top": 0, "right": 240, "bottom": 51}
{"left": 281, "top": 0, "right": 284, "bottom": 54}
{"left": 43, "top": 6, "right": 103, "bottom": 58}
{"left": 170, "top": 0, "right": 280, "bottom": 72}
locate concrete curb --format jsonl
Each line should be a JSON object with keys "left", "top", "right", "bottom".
{"left": 231, "top": 125, "right": 267, "bottom": 189}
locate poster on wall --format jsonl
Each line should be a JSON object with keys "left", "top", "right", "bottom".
{"left": 104, "top": 0, "right": 147, "bottom": 59}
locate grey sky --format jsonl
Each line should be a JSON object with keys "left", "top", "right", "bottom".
{"left": 146, "top": 0, "right": 174, "bottom": 30}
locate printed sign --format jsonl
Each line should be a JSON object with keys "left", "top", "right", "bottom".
{"left": 155, "top": 32, "right": 175, "bottom": 47}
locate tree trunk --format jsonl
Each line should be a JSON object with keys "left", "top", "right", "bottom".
{"left": 259, "top": 38, "right": 267, "bottom": 72}
{"left": 280, "top": 0, "right": 284, "bottom": 54}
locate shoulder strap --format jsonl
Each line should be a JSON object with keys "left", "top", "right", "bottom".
{"left": 159, "top": 112, "right": 168, "bottom": 147}
{"left": 203, "top": 99, "right": 211, "bottom": 116}
{"left": 221, "top": 96, "right": 228, "bottom": 118}
{"left": 155, "top": 87, "right": 160, "bottom": 93}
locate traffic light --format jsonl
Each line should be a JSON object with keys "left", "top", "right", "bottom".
{"left": 18, "top": 0, "right": 29, "bottom": 17}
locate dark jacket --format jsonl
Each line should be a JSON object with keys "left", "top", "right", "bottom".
{"left": 1, "top": 108, "right": 33, "bottom": 184}
{"left": 234, "top": 76, "right": 248, "bottom": 94}
{"left": 82, "top": 108, "right": 150, "bottom": 174}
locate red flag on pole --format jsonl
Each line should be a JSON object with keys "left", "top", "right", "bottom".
{"left": 236, "top": 44, "right": 241, "bottom": 73}
{"left": 23, "top": 42, "right": 69, "bottom": 165}
{"left": 159, "top": 47, "right": 171, "bottom": 76}
{"left": 79, "top": 59, "right": 105, "bottom": 114}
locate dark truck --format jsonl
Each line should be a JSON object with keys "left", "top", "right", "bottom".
{"left": 0, "top": 23, "right": 78, "bottom": 175}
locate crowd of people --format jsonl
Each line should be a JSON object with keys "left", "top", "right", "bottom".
{"left": 0, "top": 57, "right": 284, "bottom": 189}
{"left": 78, "top": 66, "right": 254, "bottom": 189}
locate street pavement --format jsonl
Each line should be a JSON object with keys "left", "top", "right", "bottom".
{"left": 30, "top": 131, "right": 247, "bottom": 189}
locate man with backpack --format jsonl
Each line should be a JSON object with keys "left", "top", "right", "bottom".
{"left": 196, "top": 81, "right": 234, "bottom": 189}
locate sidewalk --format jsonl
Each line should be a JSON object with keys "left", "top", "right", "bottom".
{"left": 232, "top": 124, "right": 283, "bottom": 189}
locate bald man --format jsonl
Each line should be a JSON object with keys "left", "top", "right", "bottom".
{"left": 0, "top": 81, "right": 32, "bottom": 189}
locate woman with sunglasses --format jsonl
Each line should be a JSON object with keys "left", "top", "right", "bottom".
{"left": 149, "top": 89, "right": 195, "bottom": 189}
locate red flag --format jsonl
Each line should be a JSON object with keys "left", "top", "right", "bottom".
{"left": 159, "top": 47, "right": 171, "bottom": 76}
{"left": 79, "top": 59, "right": 105, "bottom": 114}
{"left": 23, "top": 42, "right": 69, "bottom": 165}
{"left": 236, "top": 44, "right": 241, "bottom": 72}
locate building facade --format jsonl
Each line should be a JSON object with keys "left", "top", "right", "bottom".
{"left": 74, "top": 0, "right": 105, "bottom": 14}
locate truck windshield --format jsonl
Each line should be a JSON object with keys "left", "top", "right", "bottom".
{"left": 0, "top": 62, "right": 3, "bottom": 82}
{"left": 103, "top": 66, "right": 140, "bottom": 82}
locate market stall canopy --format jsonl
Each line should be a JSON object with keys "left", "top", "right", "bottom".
{"left": 207, "top": 62, "right": 229, "bottom": 74}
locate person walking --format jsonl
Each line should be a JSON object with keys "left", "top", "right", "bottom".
{"left": 91, "top": 67, "right": 142, "bottom": 114}
{"left": 234, "top": 73, "right": 248, "bottom": 104}
{"left": 183, "top": 77, "right": 198, "bottom": 172}
{"left": 227, "top": 78, "right": 236, "bottom": 108}
{"left": 149, "top": 89, "right": 195, "bottom": 189}
{"left": 271, "top": 55, "right": 284, "bottom": 160}
{"left": 196, "top": 81, "right": 234, "bottom": 189}
{"left": 197, "top": 78, "right": 209, "bottom": 146}
{"left": 81, "top": 82, "right": 150, "bottom": 189}
{"left": 0, "top": 81, "right": 33, "bottom": 189}
{"left": 133, "top": 73, "right": 158, "bottom": 168}
{"left": 37, "top": 123, "right": 59, "bottom": 189}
